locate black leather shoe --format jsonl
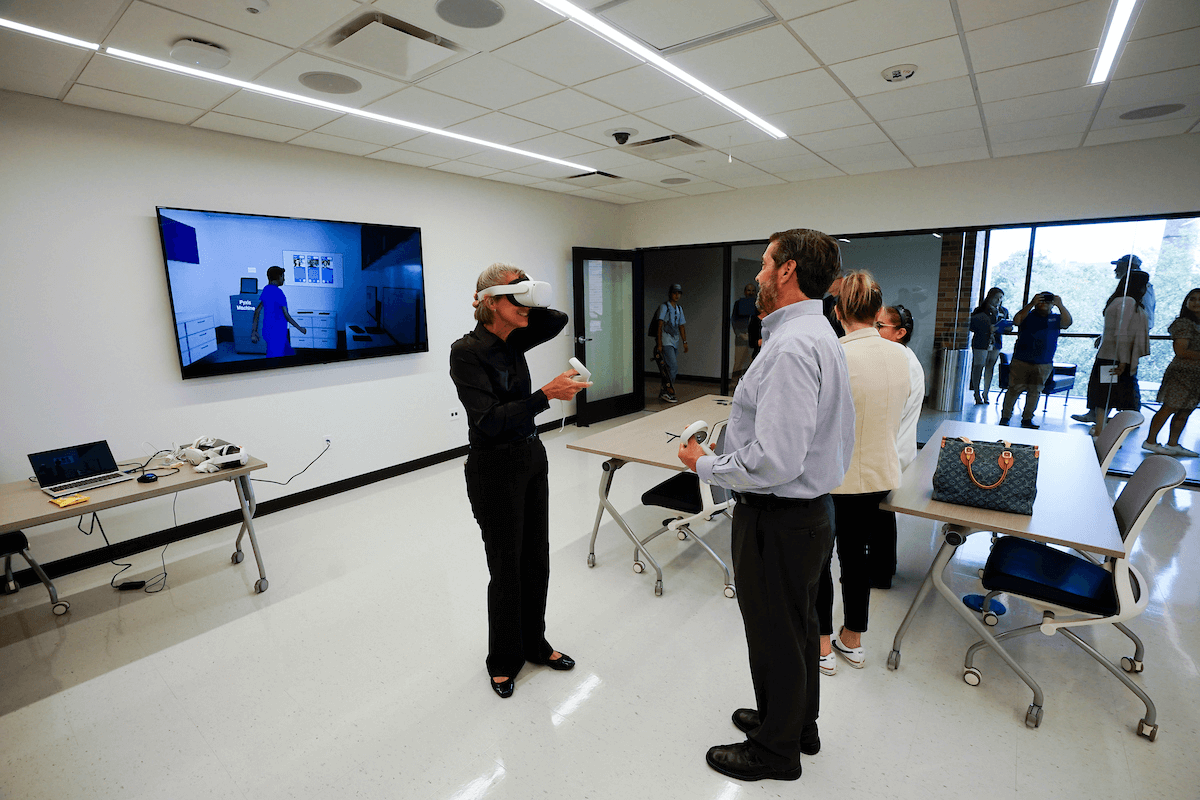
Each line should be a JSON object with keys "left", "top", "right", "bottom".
{"left": 705, "top": 742, "right": 800, "bottom": 782}
{"left": 491, "top": 677, "right": 514, "bottom": 698}
{"left": 536, "top": 652, "right": 575, "bottom": 671}
{"left": 731, "top": 710, "right": 819, "bottom": 755}
{"left": 1021, "top": 419, "right": 1040, "bottom": 429}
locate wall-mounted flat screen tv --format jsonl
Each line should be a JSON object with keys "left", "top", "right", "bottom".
{"left": 156, "top": 207, "right": 428, "bottom": 379}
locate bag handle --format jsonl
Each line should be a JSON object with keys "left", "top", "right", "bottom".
{"left": 959, "top": 445, "right": 1014, "bottom": 490}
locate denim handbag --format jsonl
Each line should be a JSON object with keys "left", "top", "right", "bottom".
{"left": 931, "top": 437, "right": 1039, "bottom": 515}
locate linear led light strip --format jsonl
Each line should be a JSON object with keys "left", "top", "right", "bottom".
{"left": 1089, "top": 0, "right": 1138, "bottom": 84}
{"left": 530, "top": 0, "right": 786, "bottom": 139}
{"left": 0, "top": 17, "right": 595, "bottom": 172}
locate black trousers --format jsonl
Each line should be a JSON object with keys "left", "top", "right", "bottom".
{"left": 464, "top": 437, "right": 554, "bottom": 678}
{"left": 818, "top": 491, "right": 889, "bottom": 635}
{"left": 730, "top": 495, "right": 834, "bottom": 766}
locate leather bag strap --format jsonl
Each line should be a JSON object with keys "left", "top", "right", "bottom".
{"left": 959, "top": 445, "right": 1014, "bottom": 490}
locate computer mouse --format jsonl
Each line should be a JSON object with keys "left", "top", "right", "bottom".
{"left": 137, "top": 473, "right": 158, "bottom": 483}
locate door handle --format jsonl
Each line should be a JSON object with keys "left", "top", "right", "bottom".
{"left": 575, "top": 336, "right": 592, "bottom": 344}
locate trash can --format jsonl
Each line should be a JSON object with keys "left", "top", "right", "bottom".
{"left": 933, "top": 348, "right": 972, "bottom": 412}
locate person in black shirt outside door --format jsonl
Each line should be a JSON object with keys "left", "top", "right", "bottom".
{"left": 450, "top": 264, "right": 590, "bottom": 698}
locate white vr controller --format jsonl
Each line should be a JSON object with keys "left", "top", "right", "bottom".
{"left": 568, "top": 357, "right": 591, "bottom": 383}
{"left": 178, "top": 437, "right": 249, "bottom": 473}
{"left": 681, "top": 420, "right": 716, "bottom": 456}
{"left": 478, "top": 278, "right": 553, "bottom": 308}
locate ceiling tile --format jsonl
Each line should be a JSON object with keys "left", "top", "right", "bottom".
{"left": 753, "top": 152, "right": 832, "bottom": 173}
{"left": 774, "top": 164, "right": 846, "bottom": 181}
{"left": 956, "top": 0, "right": 1082, "bottom": 32}
{"left": 983, "top": 85, "right": 1102, "bottom": 125}
{"left": 314, "top": 115, "right": 424, "bottom": 147}
{"left": 504, "top": 89, "right": 625, "bottom": 129}
{"left": 908, "top": 146, "right": 991, "bottom": 167}
{"left": 575, "top": 65, "right": 696, "bottom": 113}
{"left": 604, "top": 158, "right": 689, "bottom": 181}
{"left": 63, "top": 83, "right": 202, "bottom": 124}
{"left": 1093, "top": 95, "right": 1200, "bottom": 129}
{"left": 599, "top": 0, "right": 772, "bottom": 50}
{"left": 151, "top": 0, "right": 360, "bottom": 49}
{"left": 1129, "top": 0, "right": 1200, "bottom": 40}
{"left": 796, "top": 122, "right": 889, "bottom": 152}
{"left": 838, "top": 155, "right": 912, "bottom": 174}
{"left": 416, "top": 54, "right": 561, "bottom": 110}
{"left": 772, "top": 0, "right": 851, "bottom": 21}
{"left": 528, "top": 179, "right": 583, "bottom": 194}
{"left": 213, "top": 90, "right": 343, "bottom": 130}
{"left": 288, "top": 131, "right": 383, "bottom": 156}
{"left": 988, "top": 111, "right": 1092, "bottom": 144}
{"left": 0, "top": 0, "right": 133, "bottom": 43}
{"left": 1102, "top": 66, "right": 1200, "bottom": 109}
{"left": 393, "top": 133, "right": 489, "bottom": 159}
{"left": 566, "top": 114, "right": 675, "bottom": 147}
{"left": 512, "top": 161, "right": 583, "bottom": 180}
{"left": 975, "top": 50, "right": 1096, "bottom": 103}
{"left": 685, "top": 121, "right": 775, "bottom": 149}
{"left": 719, "top": 171, "right": 788, "bottom": 188}
{"left": 76, "top": 54, "right": 235, "bottom": 109}
{"left": 568, "top": 187, "right": 629, "bottom": 203}
{"left": 768, "top": 99, "right": 872, "bottom": 135}
{"left": 992, "top": 133, "right": 1081, "bottom": 156}
{"left": 254, "top": 52, "right": 409, "bottom": 109}
{"left": 565, "top": 148, "right": 651, "bottom": 172}
{"left": 103, "top": 2, "right": 291, "bottom": 81}
{"left": 510, "top": 132, "right": 606, "bottom": 159}
{"left": 1085, "top": 117, "right": 1198, "bottom": 146}
{"left": 481, "top": 172, "right": 544, "bottom": 186}
{"left": 655, "top": 153, "right": 771, "bottom": 181}
{"left": 598, "top": 180, "right": 665, "bottom": 197}
{"left": 445, "top": 112, "right": 553, "bottom": 145}
{"left": 724, "top": 137, "right": 812, "bottom": 162}
{"left": 726, "top": 69, "right": 851, "bottom": 116}
{"left": 791, "top": 0, "right": 959, "bottom": 64}
{"left": 458, "top": 148, "right": 543, "bottom": 171}
{"left": 372, "top": 0, "right": 564, "bottom": 53}
{"left": 878, "top": 106, "right": 982, "bottom": 139}
{"left": 1113, "top": 28, "right": 1200, "bottom": 81}
{"left": 364, "top": 86, "right": 489, "bottom": 128}
{"left": 624, "top": 185, "right": 686, "bottom": 201}
{"left": 671, "top": 181, "right": 737, "bottom": 196}
{"left": 430, "top": 161, "right": 500, "bottom": 178}
{"left": 828, "top": 36, "right": 969, "bottom": 97}
{"left": 859, "top": 75, "right": 977, "bottom": 120}
{"left": 895, "top": 127, "right": 987, "bottom": 156}
{"left": 494, "top": 21, "right": 640, "bottom": 85}
{"left": 820, "top": 140, "right": 905, "bottom": 165}
{"left": 667, "top": 25, "right": 820, "bottom": 92}
{"left": 638, "top": 95, "right": 742, "bottom": 131}
{"left": 965, "top": 0, "right": 1110, "bottom": 74}
{"left": 367, "top": 148, "right": 447, "bottom": 168}
{"left": 0, "top": 29, "right": 92, "bottom": 99}
{"left": 191, "top": 111, "right": 302, "bottom": 142}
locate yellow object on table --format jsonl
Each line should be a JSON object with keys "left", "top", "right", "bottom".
{"left": 49, "top": 494, "right": 89, "bottom": 508}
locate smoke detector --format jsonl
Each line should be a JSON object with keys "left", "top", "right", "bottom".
{"left": 169, "top": 39, "right": 231, "bottom": 70}
{"left": 882, "top": 64, "right": 917, "bottom": 83}
{"left": 243, "top": 0, "right": 270, "bottom": 14}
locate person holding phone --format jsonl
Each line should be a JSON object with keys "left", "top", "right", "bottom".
{"left": 1000, "top": 291, "right": 1073, "bottom": 429}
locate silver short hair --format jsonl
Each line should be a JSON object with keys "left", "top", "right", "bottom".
{"left": 475, "top": 263, "right": 528, "bottom": 323}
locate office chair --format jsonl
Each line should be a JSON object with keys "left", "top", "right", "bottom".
{"left": 1094, "top": 410, "right": 1144, "bottom": 473}
{"left": 965, "top": 454, "right": 1184, "bottom": 739}
{"left": 1, "top": 530, "right": 70, "bottom": 616}
{"left": 639, "top": 419, "right": 736, "bottom": 598}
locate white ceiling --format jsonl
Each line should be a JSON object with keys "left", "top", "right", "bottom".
{"left": 2, "top": 0, "right": 1197, "bottom": 205}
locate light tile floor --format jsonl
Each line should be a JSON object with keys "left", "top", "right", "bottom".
{"left": 2, "top": 412, "right": 1199, "bottom": 800}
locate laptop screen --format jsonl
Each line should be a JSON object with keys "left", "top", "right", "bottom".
{"left": 28, "top": 441, "right": 120, "bottom": 487}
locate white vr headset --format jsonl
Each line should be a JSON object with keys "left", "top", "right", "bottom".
{"left": 478, "top": 278, "right": 553, "bottom": 308}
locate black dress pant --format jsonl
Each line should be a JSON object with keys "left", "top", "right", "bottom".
{"left": 818, "top": 491, "right": 889, "bottom": 635}
{"left": 730, "top": 495, "right": 834, "bottom": 766}
{"left": 464, "top": 437, "right": 554, "bottom": 678}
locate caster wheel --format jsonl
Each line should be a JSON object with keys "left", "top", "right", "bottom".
{"left": 1121, "top": 656, "right": 1143, "bottom": 673}
{"left": 1138, "top": 719, "right": 1158, "bottom": 741}
{"left": 232, "top": 550, "right": 245, "bottom": 564}
{"left": 654, "top": 580, "right": 663, "bottom": 597}
{"left": 52, "top": 601, "right": 70, "bottom": 616}
{"left": 977, "top": 568, "right": 985, "bottom": 579}
{"left": 724, "top": 586, "right": 736, "bottom": 599}
{"left": 984, "top": 612, "right": 999, "bottom": 627}
{"left": 1025, "top": 705, "right": 1043, "bottom": 729}
{"left": 963, "top": 667, "right": 981, "bottom": 686}
{"left": 587, "top": 553, "right": 596, "bottom": 568}
{"left": 2, "top": 580, "right": 17, "bottom": 595}
{"left": 633, "top": 561, "right": 645, "bottom": 574}
{"left": 255, "top": 578, "right": 268, "bottom": 593}
{"left": 677, "top": 530, "right": 688, "bottom": 540}
{"left": 887, "top": 650, "right": 900, "bottom": 671}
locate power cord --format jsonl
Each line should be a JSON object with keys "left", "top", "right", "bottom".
{"left": 251, "top": 441, "right": 330, "bottom": 486}
{"left": 77, "top": 492, "right": 177, "bottom": 593}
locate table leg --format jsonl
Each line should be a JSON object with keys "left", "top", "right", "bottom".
{"left": 232, "top": 475, "right": 268, "bottom": 594}
{"left": 585, "top": 458, "right": 665, "bottom": 597}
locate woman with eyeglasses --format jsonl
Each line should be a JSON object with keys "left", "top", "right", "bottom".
{"left": 873, "top": 304, "right": 926, "bottom": 589}
{"left": 818, "top": 271, "right": 909, "bottom": 674}
{"left": 968, "top": 288, "right": 1009, "bottom": 405}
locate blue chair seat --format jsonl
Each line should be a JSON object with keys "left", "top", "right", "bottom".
{"left": 981, "top": 535, "right": 1125, "bottom": 617}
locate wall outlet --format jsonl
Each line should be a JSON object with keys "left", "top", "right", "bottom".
{"left": 450, "top": 411, "right": 459, "bottom": 418}
{"left": 324, "top": 435, "right": 332, "bottom": 446}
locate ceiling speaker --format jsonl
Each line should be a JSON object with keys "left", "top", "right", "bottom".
{"left": 169, "top": 39, "right": 231, "bottom": 70}
{"left": 435, "top": 0, "right": 505, "bottom": 29}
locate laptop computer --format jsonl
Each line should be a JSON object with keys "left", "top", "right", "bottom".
{"left": 28, "top": 440, "right": 135, "bottom": 498}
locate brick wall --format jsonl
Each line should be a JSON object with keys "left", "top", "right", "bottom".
{"left": 933, "top": 232, "right": 982, "bottom": 349}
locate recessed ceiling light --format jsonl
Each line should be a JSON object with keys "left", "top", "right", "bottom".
{"left": 435, "top": 0, "right": 505, "bottom": 28}
{"left": 1119, "top": 103, "right": 1185, "bottom": 120}
{"left": 882, "top": 64, "right": 917, "bottom": 83}
{"left": 298, "top": 71, "right": 363, "bottom": 95}
{"left": 169, "top": 39, "right": 231, "bottom": 70}
{"left": 1089, "top": 0, "right": 1138, "bottom": 84}
{"left": 661, "top": 177, "right": 690, "bottom": 185}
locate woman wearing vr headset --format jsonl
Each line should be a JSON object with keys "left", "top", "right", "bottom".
{"left": 450, "top": 264, "right": 590, "bottom": 699}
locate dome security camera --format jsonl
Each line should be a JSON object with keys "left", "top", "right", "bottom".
{"left": 605, "top": 127, "right": 637, "bottom": 146}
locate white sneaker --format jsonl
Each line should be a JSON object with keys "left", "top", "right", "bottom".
{"left": 1071, "top": 412, "right": 1096, "bottom": 423}
{"left": 1142, "top": 441, "right": 1172, "bottom": 455}
{"left": 819, "top": 652, "right": 837, "bottom": 676}
{"left": 831, "top": 630, "right": 866, "bottom": 669}
{"left": 1167, "top": 444, "right": 1200, "bottom": 457}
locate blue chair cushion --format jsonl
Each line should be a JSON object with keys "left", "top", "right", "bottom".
{"left": 1, "top": 531, "right": 31, "bottom": 556}
{"left": 641, "top": 471, "right": 703, "bottom": 515}
{"left": 981, "top": 536, "right": 1119, "bottom": 617}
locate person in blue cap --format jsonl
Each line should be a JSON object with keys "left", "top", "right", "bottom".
{"left": 654, "top": 284, "right": 688, "bottom": 403}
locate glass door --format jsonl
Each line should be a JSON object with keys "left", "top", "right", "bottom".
{"left": 572, "top": 247, "right": 643, "bottom": 426}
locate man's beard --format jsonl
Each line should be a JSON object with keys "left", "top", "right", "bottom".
{"left": 756, "top": 277, "right": 777, "bottom": 315}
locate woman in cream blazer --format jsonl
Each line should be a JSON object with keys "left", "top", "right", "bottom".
{"left": 818, "top": 271, "right": 911, "bottom": 674}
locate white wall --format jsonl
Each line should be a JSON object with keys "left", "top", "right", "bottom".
{"left": 0, "top": 91, "right": 622, "bottom": 558}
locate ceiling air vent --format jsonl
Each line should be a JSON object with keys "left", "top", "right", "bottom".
{"left": 565, "top": 171, "right": 623, "bottom": 187}
{"left": 328, "top": 15, "right": 462, "bottom": 81}
{"left": 626, "top": 134, "right": 704, "bottom": 160}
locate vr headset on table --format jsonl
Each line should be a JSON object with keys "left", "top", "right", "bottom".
{"left": 478, "top": 276, "right": 553, "bottom": 308}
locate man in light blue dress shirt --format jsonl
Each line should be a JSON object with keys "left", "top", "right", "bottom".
{"left": 679, "top": 229, "right": 855, "bottom": 782}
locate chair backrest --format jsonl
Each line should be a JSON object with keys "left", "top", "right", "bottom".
{"left": 1113, "top": 454, "right": 1186, "bottom": 553}
{"left": 1094, "top": 410, "right": 1144, "bottom": 473}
